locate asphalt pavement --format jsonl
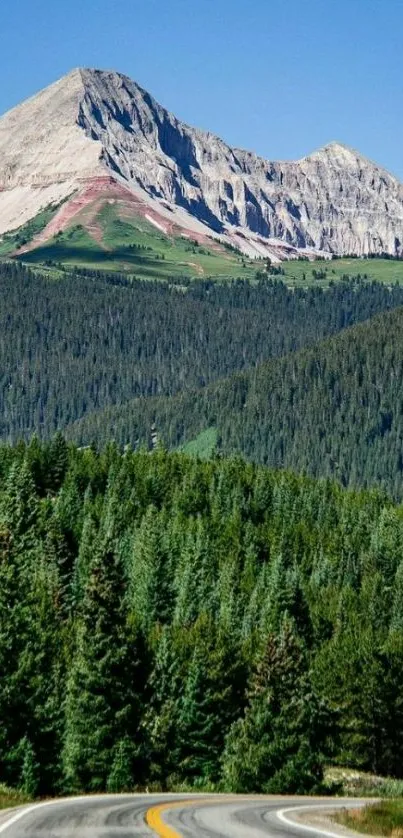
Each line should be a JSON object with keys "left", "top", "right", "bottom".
{"left": 0, "top": 793, "right": 365, "bottom": 837}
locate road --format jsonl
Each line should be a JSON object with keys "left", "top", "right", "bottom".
{"left": 0, "top": 794, "right": 364, "bottom": 837}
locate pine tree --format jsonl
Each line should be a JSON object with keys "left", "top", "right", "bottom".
{"left": 19, "top": 738, "right": 39, "bottom": 798}
{"left": 71, "top": 506, "right": 98, "bottom": 608}
{"left": 62, "top": 533, "right": 148, "bottom": 792}
{"left": 390, "top": 561, "right": 403, "bottom": 636}
{"left": 0, "top": 462, "right": 43, "bottom": 788}
{"left": 222, "top": 620, "right": 325, "bottom": 793}
{"left": 143, "top": 626, "right": 183, "bottom": 787}
{"left": 129, "top": 506, "right": 172, "bottom": 633}
{"left": 107, "top": 737, "right": 135, "bottom": 792}
{"left": 174, "top": 616, "right": 245, "bottom": 786}
{"left": 45, "top": 433, "right": 69, "bottom": 494}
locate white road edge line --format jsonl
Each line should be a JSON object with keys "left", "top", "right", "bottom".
{"left": 0, "top": 794, "right": 141, "bottom": 835}
{"left": 0, "top": 800, "right": 56, "bottom": 834}
{"left": 0, "top": 797, "right": 361, "bottom": 837}
{"left": 277, "top": 803, "right": 358, "bottom": 838}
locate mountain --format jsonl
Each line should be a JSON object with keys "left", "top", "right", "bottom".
{"left": 68, "top": 304, "right": 403, "bottom": 499}
{"left": 1, "top": 67, "right": 403, "bottom": 259}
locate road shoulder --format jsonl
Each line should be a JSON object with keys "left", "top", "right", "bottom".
{"left": 289, "top": 804, "right": 379, "bottom": 838}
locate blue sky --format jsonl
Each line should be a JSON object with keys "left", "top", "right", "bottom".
{"left": 2, "top": 0, "right": 402, "bottom": 177}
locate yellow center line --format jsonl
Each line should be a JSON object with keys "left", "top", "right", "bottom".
{"left": 146, "top": 797, "right": 239, "bottom": 837}
{"left": 146, "top": 799, "right": 199, "bottom": 837}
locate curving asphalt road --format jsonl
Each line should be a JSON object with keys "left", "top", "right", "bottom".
{"left": 0, "top": 793, "right": 365, "bottom": 837}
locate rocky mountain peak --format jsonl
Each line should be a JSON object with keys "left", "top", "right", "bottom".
{"left": 308, "top": 141, "right": 359, "bottom": 162}
{"left": 0, "top": 67, "right": 402, "bottom": 257}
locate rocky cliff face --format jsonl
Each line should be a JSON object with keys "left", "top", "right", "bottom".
{"left": 0, "top": 67, "right": 402, "bottom": 257}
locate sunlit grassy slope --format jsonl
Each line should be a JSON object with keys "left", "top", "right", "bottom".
{"left": 16, "top": 202, "right": 256, "bottom": 280}
{"left": 4, "top": 200, "right": 403, "bottom": 284}
{"left": 283, "top": 257, "right": 403, "bottom": 287}
{"left": 0, "top": 204, "right": 61, "bottom": 257}
{"left": 181, "top": 428, "right": 218, "bottom": 459}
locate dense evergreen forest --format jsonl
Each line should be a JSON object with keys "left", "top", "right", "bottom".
{"left": 2, "top": 261, "right": 403, "bottom": 445}
{"left": 70, "top": 305, "right": 403, "bottom": 499}
{"left": 1, "top": 440, "right": 403, "bottom": 796}
{"left": 2, "top": 261, "right": 403, "bottom": 796}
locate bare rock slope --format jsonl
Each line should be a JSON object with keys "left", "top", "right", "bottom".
{"left": 0, "top": 67, "right": 402, "bottom": 257}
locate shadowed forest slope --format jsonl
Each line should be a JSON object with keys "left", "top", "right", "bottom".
{"left": 69, "top": 306, "right": 403, "bottom": 498}
{"left": 2, "top": 260, "right": 403, "bottom": 445}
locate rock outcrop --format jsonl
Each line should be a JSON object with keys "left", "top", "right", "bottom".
{"left": 0, "top": 67, "right": 402, "bottom": 257}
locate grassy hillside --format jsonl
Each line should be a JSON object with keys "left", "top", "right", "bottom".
{"left": 181, "top": 427, "right": 218, "bottom": 459}
{"left": 3, "top": 199, "right": 403, "bottom": 284}
{"left": 0, "top": 202, "right": 63, "bottom": 257}
{"left": 281, "top": 257, "right": 403, "bottom": 288}
{"left": 68, "top": 305, "right": 403, "bottom": 498}
{"left": 15, "top": 201, "right": 256, "bottom": 280}
{"left": 18, "top": 236, "right": 403, "bottom": 285}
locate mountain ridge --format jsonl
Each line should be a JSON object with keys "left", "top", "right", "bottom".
{"left": 1, "top": 67, "right": 402, "bottom": 258}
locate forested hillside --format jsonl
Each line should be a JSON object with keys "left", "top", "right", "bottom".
{"left": 70, "top": 306, "right": 403, "bottom": 498}
{"left": 2, "top": 261, "right": 403, "bottom": 443}
{"left": 1, "top": 441, "right": 403, "bottom": 796}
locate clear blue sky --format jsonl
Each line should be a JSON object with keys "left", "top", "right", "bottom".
{"left": 2, "top": 0, "right": 402, "bottom": 177}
